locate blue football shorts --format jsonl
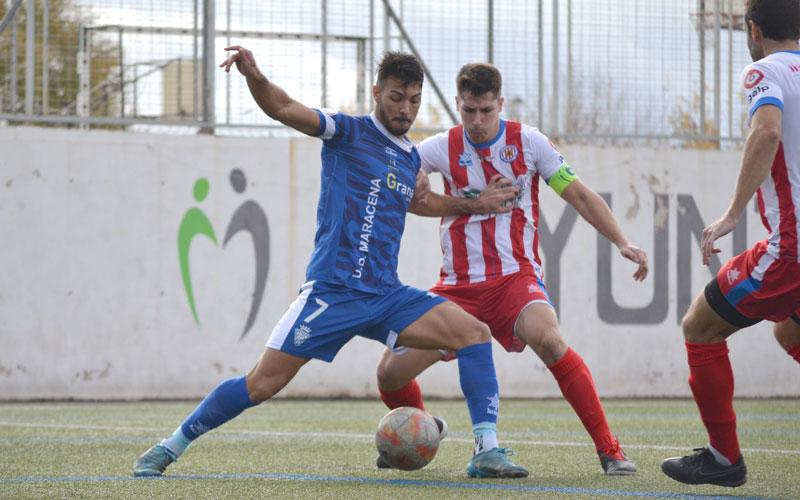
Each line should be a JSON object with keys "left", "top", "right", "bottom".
{"left": 265, "top": 280, "right": 447, "bottom": 362}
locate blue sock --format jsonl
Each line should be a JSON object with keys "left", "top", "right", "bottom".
{"left": 177, "top": 376, "right": 257, "bottom": 443}
{"left": 456, "top": 342, "right": 500, "bottom": 436}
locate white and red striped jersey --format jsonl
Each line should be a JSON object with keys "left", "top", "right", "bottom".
{"left": 419, "top": 120, "right": 566, "bottom": 285}
{"left": 743, "top": 50, "right": 800, "bottom": 262}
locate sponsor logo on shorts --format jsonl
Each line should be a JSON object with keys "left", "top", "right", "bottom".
{"left": 528, "top": 283, "right": 538, "bottom": 294}
{"left": 499, "top": 145, "right": 519, "bottom": 163}
{"left": 744, "top": 68, "right": 764, "bottom": 89}
{"left": 294, "top": 324, "right": 313, "bottom": 346}
{"left": 726, "top": 268, "right": 741, "bottom": 285}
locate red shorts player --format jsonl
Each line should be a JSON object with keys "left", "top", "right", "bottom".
{"left": 661, "top": 0, "right": 800, "bottom": 488}
{"left": 380, "top": 62, "right": 649, "bottom": 476}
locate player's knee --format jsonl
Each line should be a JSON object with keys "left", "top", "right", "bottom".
{"left": 773, "top": 325, "right": 786, "bottom": 349}
{"left": 774, "top": 322, "right": 800, "bottom": 351}
{"left": 542, "top": 331, "right": 565, "bottom": 358}
{"left": 471, "top": 320, "right": 491, "bottom": 344}
{"left": 681, "top": 309, "right": 725, "bottom": 343}
{"left": 520, "top": 326, "right": 564, "bottom": 360}
{"left": 452, "top": 319, "right": 491, "bottom": 349}
{"left": 681, "top": 310, "right": 703, "bottom": 342}
{"left": 375, "top": 356, "right": 406, "bottom": 391}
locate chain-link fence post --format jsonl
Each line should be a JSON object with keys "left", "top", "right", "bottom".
{"left": 77, "top": 25, "right": 90, "bottom": 128}
{"left": 551, "top": 0, "right": 559, "bottom": 136}
{"left": 201, "top": 0, "right": 215, "bottom": 132}
{"left": 714, "top": 0, "right": 721, "bottom": 145}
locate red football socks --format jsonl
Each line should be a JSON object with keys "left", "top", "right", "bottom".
{"left": 788, "top": 346, "right": 800, "bottom": 364}
{"left": 548, "top": 348, "right": 616, "bottom": 454}
{"left": 685, "top": 341, "right": 741, "bottom": 464}
{"left": 379, "top": 379, "right": 425, "bottom": 410}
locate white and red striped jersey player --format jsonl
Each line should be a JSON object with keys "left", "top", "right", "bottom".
{"left": 744, "top": 50, "right": 800, "bottom": 263}
{"left": 710, "top": 49, "right": 800, "bottom": 325}
{"left": 419, "top": 119, "right": 567, "bottom": 287}
{"left": 418, "top": 120, "right": 577, "bottom": 352}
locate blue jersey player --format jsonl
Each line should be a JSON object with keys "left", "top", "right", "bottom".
{"left": 133, "top": 48, "right": 528, "bottom": 478}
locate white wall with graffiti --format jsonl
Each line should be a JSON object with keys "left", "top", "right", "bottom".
{"left": 1, "top": 126, "right": 796, "bottom": 399}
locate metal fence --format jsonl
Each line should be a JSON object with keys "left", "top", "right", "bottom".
{"left": 0, "top": 0, "right": 751, "bottom": 145}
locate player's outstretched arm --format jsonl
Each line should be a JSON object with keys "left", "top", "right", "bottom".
{"left": 700, "top": 105, "right": 782, "bottom": 265}
{"left": 409, "top": 174, "right": 518, "bottom": 217}
{"left": 561, "top": 180, "right": 648, "bottom": 281}
{"left": 220, "top": 45, "right": 320, "bottom": 136}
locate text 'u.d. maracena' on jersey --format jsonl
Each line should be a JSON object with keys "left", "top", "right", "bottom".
{"left": 304, "top": 110, "right": 421, "bottom": 294}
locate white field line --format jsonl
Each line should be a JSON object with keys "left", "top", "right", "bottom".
{"left": 0, "top": 420, "right": 798, "bottom": 456}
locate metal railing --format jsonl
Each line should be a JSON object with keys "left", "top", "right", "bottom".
{"left": 0, "top": 0, "right": 752, "bottom": 146}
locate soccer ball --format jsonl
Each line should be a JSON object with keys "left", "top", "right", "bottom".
{"left": 375, "top": 406, "right": 440, "bottom": 470}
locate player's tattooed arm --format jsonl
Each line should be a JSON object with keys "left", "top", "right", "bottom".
{"left": 220, "top": 45, "right": 321, "bottom": 136}
{"left": 561, "top": 180, "right": 649, "bottom": 282}
{"left": 409, "top": 174, "right": 518, "bottom": 217}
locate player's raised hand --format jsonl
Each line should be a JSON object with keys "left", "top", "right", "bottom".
{"left": 477, "top": 174, "right": 519, "bottom": 213}
{"left": 220, "top": 45, "right": 263, "bottom": 80}
{"left": 619, "top": 244, "right": 649, "bottom": 281}
{"left": 701, "top": 214, "right": 738, "bottom": 266}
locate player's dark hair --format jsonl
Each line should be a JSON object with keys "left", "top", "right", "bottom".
{"left": 456, "top": 63, "right": 503, "bottom": 99}
{"left": 376, "top": 52, "right": 424, "bottom": 87}
{"left": 745, "top": 0, "right": 800, "bottom": 41}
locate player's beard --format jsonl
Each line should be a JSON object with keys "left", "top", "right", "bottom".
{"left": 376, "top": 105, "right": 412, "bottom": 136}
{"left": 747, "top": 34, "right": 764, "bottom": 61}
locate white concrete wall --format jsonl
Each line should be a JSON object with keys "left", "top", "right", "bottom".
{"left": 0, "top": 126, "right": 796, "bottom": 400}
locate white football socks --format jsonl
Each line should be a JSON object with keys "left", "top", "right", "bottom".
{"left": 161, "top": 427, "right": 191, "bottom": 458}
{"left": 473, "top": 422, "right": 499, "bottom": 454}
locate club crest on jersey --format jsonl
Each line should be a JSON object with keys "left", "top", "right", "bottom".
{"left": 458, "top": 152, "right": 473, "bottom": 167}
{"left": 743, "top": 69, "right": 764, "bottom": 89}
{"left": 499, "top": 145, "right": 519, "bottom": 163}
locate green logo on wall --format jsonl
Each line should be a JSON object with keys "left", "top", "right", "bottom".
{"left": 178, "top": 169, "right": 270, "bottom": 340}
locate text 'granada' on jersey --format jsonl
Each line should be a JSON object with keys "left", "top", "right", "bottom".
{"left": 304, "top": 109, "right": 421, "bottom": 293}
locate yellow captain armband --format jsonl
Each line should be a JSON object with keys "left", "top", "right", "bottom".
{"left": 546, "top": 164, "right": 579, "bottom": 196}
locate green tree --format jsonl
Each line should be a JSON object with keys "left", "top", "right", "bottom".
{"left": 0, "top": 0, "right": 119, "bottom": 122}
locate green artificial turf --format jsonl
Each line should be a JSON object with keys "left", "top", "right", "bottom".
{"left": 0, "top": 399, "right": 797, "bottom": 499}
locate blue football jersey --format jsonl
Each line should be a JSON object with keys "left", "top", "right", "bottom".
{"left": 304, "top": 110, "right": 420, "bottom": 294}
